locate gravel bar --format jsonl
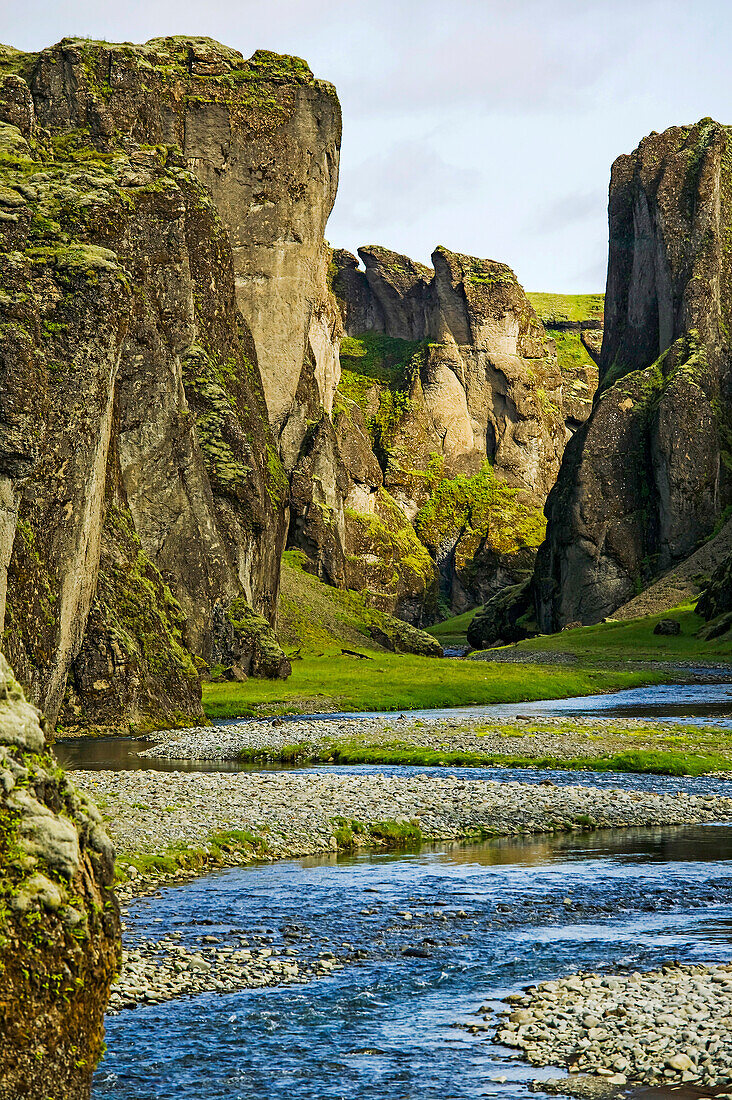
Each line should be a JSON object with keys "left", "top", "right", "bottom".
{"left": 140, "top": 715, "right": 732, "bottom": 766}
{"left": 491, "top": 962, "right": 732, "bottom": 1091}
{"left": 74, "top": 769, "right": 732, "bottom": 873}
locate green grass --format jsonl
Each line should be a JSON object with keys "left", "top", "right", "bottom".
{"left": 551, "top": 330, "right": 597, "bottom": 374}
{"left": 203, "top": 653, "right": 662, "bottom": 718}
{"left": 510, "top": 603, "right": 732, "bottom": 662}
{"left": 527, "top": 292, "right": 604, "bottom": 325}
{"left": 237, "top": 739, "right": 732, "bottom": 777}
{"left": 427, "top": 607, "right": 478, "bottom": 646}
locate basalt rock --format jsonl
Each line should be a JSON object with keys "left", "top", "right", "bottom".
{"left": 466, "top": 578, "right": 536, "bottom": 649}
{"left": 322, "top": 245, "right": 560, "bottom": 620}
{"left": 0, "top": 653, "right": 120, "bottom": 1098}
{"left": 697, "top": 551, "right": 732, "bottom": 637}
{"left": 535, "top": 119, "right": 732, "bottom": 630}
{"left": 0, "top": 40, "right": 296, "bottom": 729}
{"left": 16, "top": 36, "right": 342, "bottom": 432}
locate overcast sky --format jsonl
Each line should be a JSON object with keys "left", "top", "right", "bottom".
{"left": 2, "top": 0, "right": 731, "bottom": 291}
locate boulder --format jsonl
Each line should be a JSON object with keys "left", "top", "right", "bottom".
{"left": 653, "top": 619, "right": 682, "bottom": 636}
{"left": 466, "top": 579, "right": 536, "bottom": 649}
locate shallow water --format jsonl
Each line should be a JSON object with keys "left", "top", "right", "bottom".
{"left": 94, "top": 823, "right": 732, "bottom": 1100}
{"left": 55, "top": 680, "right": 732, "bottom": 774}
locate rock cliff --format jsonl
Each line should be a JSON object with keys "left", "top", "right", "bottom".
{"left": 0, "top": 653, "right": 119, "bottom": 1098}
{"left": 0, "top": 38, "right": 307, "bottom": 729}
{"left": 301, "top": 244, "right": 567, "bottom": 621}
{"left": 534, "top": 119, "right": 732, "bottom": 629}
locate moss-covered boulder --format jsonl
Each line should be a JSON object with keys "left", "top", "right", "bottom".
{"left": 366, "top": 612, "right": 443, "bottom": 657}
{"left": 466, "top": 579, "right": 536, "bottom": 649}
{"left": 0, "top": 654, "right": 119, "bottom": 1097}
{"left": 212, "top": 598, "right": 291, "bottom": 680}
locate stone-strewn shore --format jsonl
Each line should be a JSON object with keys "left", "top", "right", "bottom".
{"left": 492, "top": 963, "right": 732, "bottom": 1091}
{"left": 74, "top": 769, "right": 732, "bottom": 888}
{"left": 139, "top": 714, "right": 732, "bottom": 768}
{"left": 109, "top": 935, "right": 344, "bottom": 1014}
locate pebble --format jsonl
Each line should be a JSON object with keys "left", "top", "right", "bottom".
{"left": 136, "top": 714, "right": 732, "bottom": 768}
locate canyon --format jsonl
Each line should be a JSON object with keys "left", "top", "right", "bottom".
{"left": 2, "top": 34, "right": 732, "bottom": 1099}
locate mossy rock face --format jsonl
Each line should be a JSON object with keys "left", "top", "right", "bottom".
{"left": 0, "top": 52, "right": 293, "bottom": 727}
{"left": 466, "top": 579, "right": 536, "bottom": 649}
{"left": 0, "top": 654, "right": 120, "bottom": 1098}
{"left": 697, "top": 552, "right": 732, "bottom": 635}
{"left": 61, "top": 505, "right": 204, "bottom": 733}
{"left": 212, "top": 597, "right": 291, "bottom": 680}
{"left": 534, "top": 119, "right": 732, "bottom": 632}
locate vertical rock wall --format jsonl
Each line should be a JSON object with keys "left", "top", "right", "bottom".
{"left": 534, "top": 119, "right": 732, "bottom": 629}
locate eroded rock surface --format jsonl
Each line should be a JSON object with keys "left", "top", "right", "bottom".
{"left": 309, "top": 244, "right": 560, "bottom": 620}
{"left": 0, "top": 39, "right": 297, "bottom": 729}
{"left": 0, "top": 653, "right": 119, "bottom": 1099}
{"left": 535, "top": 119, "right": 732, "bottom": 629}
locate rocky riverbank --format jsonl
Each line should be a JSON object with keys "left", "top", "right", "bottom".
{"left": 138, "top": 714, "right": 732, "bottom": 772}
{"left": 73, "top": 769, "right": 732, "bottom": 897}
{"left": 109, "top": 934, "right": 344, "bottom": 1014}
{"left": 491, "top": 962, "right": 732, "bottom": 1091}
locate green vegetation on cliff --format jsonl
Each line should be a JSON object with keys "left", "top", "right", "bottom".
{"left": 336, "top": 332, "right": 424, "bottom": 453}
{"left": 414, "top": 461, "right": 546, "bottom": 555}
{"left": 527, "top": 292, "right": 604, "bottom": 325}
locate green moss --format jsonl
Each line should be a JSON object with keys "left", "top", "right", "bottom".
{"left": 336, "top": 332, "right": 425, "bottom": 454}
{"left": 414, "top": 461, "right": 546, "bottom": 556}
{"left": 346, "top": 488, "right": 436, "bottom": 592}
{"left": 95, "top": 506, "right": 198, "bottom": 685}
{"left": 551, "top": 330, "right": 597, "bottom": 374}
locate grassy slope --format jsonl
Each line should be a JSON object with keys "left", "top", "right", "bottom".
{"left": 201, "top": 555, "right": 661, "bottom": 718}
{"left": 527, "top": 292, "right": 604, "bottom": 324}
{"left": 510, "top": 603, "right": 732, "bottom": 663}
{"left": 427, "top": 607, "right": 478, "bottom": 646}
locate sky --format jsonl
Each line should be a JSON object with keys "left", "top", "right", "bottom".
{"left": 3, "top": 0, "right": 732, "bottom": 292}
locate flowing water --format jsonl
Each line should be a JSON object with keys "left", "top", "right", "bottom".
{"left": 93, "top": 822, "right": 732, "bottom": 1100}
{"left": 84, "top": 680, "right": 732, "bottom": 1097}
{"left": 56, "top": 679, "right": 732, "bottom": 774}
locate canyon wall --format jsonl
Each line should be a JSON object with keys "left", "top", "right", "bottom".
{"left": 534, "top": 118, "right": 732, "bottom": 629}
{"left": 296, "top": 244, "right": 591, "bottom": 622}
{"left": 0, "top": 36, "right": 345, "bottom": 728}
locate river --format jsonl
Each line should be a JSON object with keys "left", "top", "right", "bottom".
{"left": 86, "top": 680, "right": 732, "bottom": 1098}
{"left": 93, "top": 823, "right": 732, "bottom": 1099}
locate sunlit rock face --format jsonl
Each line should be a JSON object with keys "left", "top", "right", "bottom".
{"left": 535, "top": 119, "right": 732, "bottom": 629}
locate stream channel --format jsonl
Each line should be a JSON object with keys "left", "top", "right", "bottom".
{"left": 87, "top": 680, "right": 732, "bottom": 1099}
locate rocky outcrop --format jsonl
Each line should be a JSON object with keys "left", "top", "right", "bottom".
{"left": 466, "top": 578, "right": 535, "bottom": 649}
{"left": 14, "top": 36, "right": 342, "bottom": 433}
{"left": 534, "top": 119, "right": 732, "bottom": 630}
{"left": 0, "top": 39, "right": 298, "bottom": 729}
{"left": 697, "top": 550, "right": 732, "bottom": 637}
{"left": 334, "top": 245, "right": 565, "bottom": 501}
{"left": 0, "top": 653, "right": 119, "bottom": 1098}
{"left": 306, "top": 244, "right": 560, "bottom": 621}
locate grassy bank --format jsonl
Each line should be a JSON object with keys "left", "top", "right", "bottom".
{"left": 236, "top": 739, "right": 731, "bottom": 776}
{"left": 202, "top": 655, "right": 662, "bottom": 719}
{"left": 510, "top": 603, "right": 732, "bottom": 662}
